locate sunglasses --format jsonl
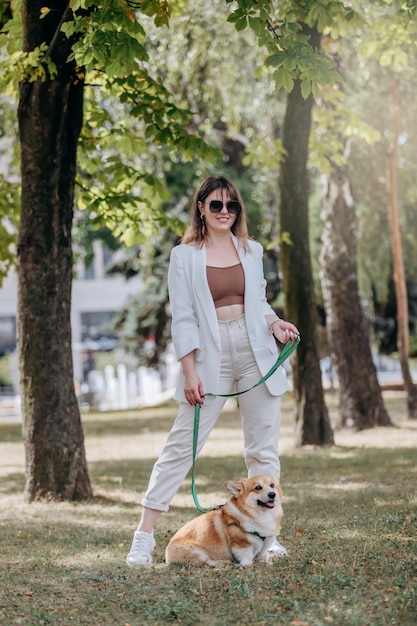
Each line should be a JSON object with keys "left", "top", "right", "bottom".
{"left": 204, "top": 200, "right": 241, "bottom": 214}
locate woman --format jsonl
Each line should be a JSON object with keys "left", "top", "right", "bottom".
{"left": 126, "top": 175, "right": 299, "bottom": 566}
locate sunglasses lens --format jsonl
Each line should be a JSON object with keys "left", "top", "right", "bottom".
{"left": 208, "top": 200, "right": 241, "bottom": 214}
{"left": 227, "top": 202, "right": 240, "bottom": 214}
{"left": 209, "top": 201, "right": 223, "bottom": 213}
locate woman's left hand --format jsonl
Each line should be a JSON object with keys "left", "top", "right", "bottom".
{"left": 271, "top": 319, "right": 300, "bottom": 344}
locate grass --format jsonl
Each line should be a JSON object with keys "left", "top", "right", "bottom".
{"left": 0, "top": 393, "right": 416, "bottom": 626}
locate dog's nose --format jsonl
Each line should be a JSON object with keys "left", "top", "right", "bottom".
{"left": 268, "top": 491, "right": 276, "bottom": 500}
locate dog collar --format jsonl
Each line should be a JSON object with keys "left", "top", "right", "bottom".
{"left": 249, "top": 531, "right": 266, "bottom": 541}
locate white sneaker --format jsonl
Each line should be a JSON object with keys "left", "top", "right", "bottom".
{"left": 268, "top": 538, "right": 288, "bottom": 557}
{"left": 126, "top": 531, "right": 156, "bottom": 566}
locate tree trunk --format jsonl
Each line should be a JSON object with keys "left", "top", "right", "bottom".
{"left": 17, "top": 1, "right": 92, "bottom": 500}
{"left": 386, "top": 80, "right": 417, "bottom": 419}
{"left": 320, "top": 149, "right": 392, "bottom": 429}
{"left": 279, "top": 24, "right": 334, "bottom": 446}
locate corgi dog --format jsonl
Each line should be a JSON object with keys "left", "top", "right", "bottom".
{"left": 165, "top": 475, "right": 283, "bottom": 567}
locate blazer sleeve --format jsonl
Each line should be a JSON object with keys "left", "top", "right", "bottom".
{"left": 168, "top": 246, "right": 201, "bottom": 361}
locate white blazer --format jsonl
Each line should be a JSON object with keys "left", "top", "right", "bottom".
{"left": 168, "top": 235, "right": 289, "bottom": 402}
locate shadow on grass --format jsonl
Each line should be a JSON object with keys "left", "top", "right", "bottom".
{"left": 89, "top": 454, "right": 248, "bottom": 501}
{"left": 80, "top": 403, "right": 242, "bottom": 438}
{"left": 83, "top": 415, "right": 180, "bottom": 437}
{"left": 0, "top": 422, "right": 22, "bottom": 443}
{"left": 89, "top": 445, "right": 417, "bottom": 497}
{"left": 1, "top": 446, "right": 416, "bottom": 503}
{"left": 0, "top": 415, "right": 187, "bottom": 442}
{"left": 281, "top": 446, "right": 417, "bottom": 488}
{"left": 0, "top": 401, "right": 246, "bottom": 441}
{"left": 0, "top": 472, "right": 25, "bottom": 495}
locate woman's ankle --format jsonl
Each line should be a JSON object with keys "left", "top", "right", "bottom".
{"left": 137, "top": 507, "right": 162, "bottom": 534}
{"left": 137, "top": 526, "right": 153, "bottom": 534}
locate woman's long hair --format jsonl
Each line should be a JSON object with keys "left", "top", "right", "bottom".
{"left": 182, "top": 175, "right": 249, "bottom": 250}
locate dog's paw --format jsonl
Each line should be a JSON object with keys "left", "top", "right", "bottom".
{"left": 268, "top": 539, "right": 288, "bottom": 557}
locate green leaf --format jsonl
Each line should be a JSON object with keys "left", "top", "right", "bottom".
{"left": 235, "top": 15, "right": 248, "bottom": 31}
{"left": 300, "top": 78, "right": 312, "bottom": 99}
{"left": 248, "top": 15, "right": 265, "bottom": 37}
{"left": 273, "top": 68, "right": 294, "bottom": 92}
{"left": 265, "top": 51, "right": 286, "bottom": 67}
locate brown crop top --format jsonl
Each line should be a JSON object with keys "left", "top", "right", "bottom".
{"left": 206, "top": 263, "right": 245, "bottom": 308}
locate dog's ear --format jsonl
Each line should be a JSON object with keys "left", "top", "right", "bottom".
{"left": 224, "top": 480, "right": 245, "bottom": 497}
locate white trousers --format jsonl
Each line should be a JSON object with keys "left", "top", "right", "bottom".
{"left": 142, "top": 315, "right": 282, "bottom": 512}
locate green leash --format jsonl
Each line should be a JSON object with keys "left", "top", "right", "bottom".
{"left": 191, "top": 336, "right": 300, "bottom": 514}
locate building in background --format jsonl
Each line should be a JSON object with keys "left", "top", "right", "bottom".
{"left": 0, "top": 240, "right": 142, "bottom": 394}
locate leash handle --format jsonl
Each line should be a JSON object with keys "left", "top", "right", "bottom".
{"left": 191, "top": 337, "right": 300, "bottom": 514}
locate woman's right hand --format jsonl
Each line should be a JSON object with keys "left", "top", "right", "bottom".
{"left": 183, "top": 371, "right": 205, "bottom": 406}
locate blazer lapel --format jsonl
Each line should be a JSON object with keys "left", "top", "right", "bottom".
{"left": 233, "top": 236, "right": 254, "bottom": 309}
{"left": 193, "top": 246, "right": 221, "bottom": 349}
